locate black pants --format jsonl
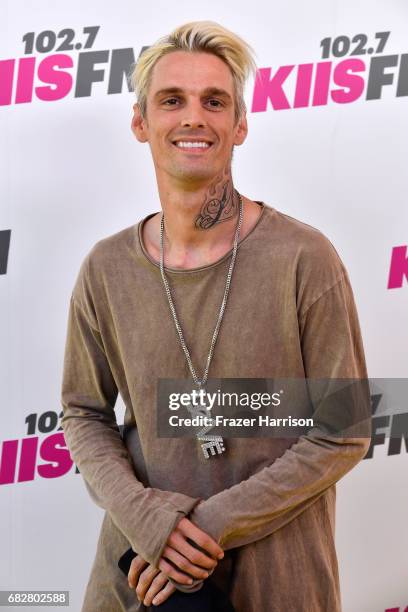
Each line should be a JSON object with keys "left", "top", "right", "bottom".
{"left": 148, "top": 577, "right": 235, "bottom": 611}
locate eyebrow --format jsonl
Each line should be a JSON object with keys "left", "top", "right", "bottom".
{"left": 153, "top": 87, "right": 233, "bottom": 101}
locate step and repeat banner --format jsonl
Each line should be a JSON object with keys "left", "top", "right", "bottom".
{"left": 1, "top": 1, "right": 407, "bottom": 610}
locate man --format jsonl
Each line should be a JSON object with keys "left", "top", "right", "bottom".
{"left": 61, "top": 20, "right": 371, "bottom": 611}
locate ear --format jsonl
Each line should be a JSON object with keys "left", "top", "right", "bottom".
{"left": 131, "top": 102, "right": 149, "bottom": 143}
{"left": 233, "top": 110, "right": 248, "bottom": 146}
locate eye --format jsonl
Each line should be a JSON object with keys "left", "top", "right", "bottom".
{"left": 207, "top": 99, "right": 224, "bottom": 108}
{"left": 162, "top": 97, "right": 180, "bottom": 106}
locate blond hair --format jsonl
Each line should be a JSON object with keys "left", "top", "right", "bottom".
{"left": 129, "top": 20, "right": 257, "bottom": 124}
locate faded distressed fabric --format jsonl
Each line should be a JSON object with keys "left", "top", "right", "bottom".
{"left": 60, "top": 202, "right": 371, "bottom": 612}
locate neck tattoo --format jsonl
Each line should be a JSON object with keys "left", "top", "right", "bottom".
{"left": 195, "top": 169, "right": 239, "bottom": 230}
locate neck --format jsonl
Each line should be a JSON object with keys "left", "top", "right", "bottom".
{"left": 156, "top": 166, "right": 240, "bottom": 261}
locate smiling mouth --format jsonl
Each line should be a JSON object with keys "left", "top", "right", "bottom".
{"left": 172, "top": 140, "right": 213, "bottom": 150}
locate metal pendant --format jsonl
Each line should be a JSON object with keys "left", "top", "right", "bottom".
{"left": 185, "top": 385, "right": 226, "bottom": 459}
{"left": 198, "top": 434, "right": 226, "bottom": 459}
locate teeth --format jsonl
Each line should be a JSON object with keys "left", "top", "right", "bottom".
{"left": 175, "top": 141, "right": 210, "bottom": 148}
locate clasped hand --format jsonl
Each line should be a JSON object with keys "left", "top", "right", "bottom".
{"left": 128, "top": 515, "right": 224, "bottom": 607}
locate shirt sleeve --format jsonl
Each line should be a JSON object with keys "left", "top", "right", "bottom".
{"left": 60, "top": 257, "right": 200, "bottom": 568}
{"left": 186, "top": 269, "right": 372, "bottom": 551}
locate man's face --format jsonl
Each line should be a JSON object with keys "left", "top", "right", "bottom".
{"left": 131, "top": 50, "right": 248, "bottom": 185}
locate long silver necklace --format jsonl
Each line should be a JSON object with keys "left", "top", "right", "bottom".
{"left": 159, "top": 190, "right": 244, "bottom": 459}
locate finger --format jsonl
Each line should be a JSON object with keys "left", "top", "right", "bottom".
{"left": 135, "top": 565, "right": 160, "bottom": 602}
{"left": 151, "top": 581, "right": 177, "bottom": 607}
{"left": 167, "top": 531, "right": 219, "bottom": 570}
{"left": 128, "top": 555, "right": 149, "bottom": 589}
{"left": 142, "top": 572, "right": 170, "bottom": 607}
{"left": 176, "top": 518, "right": 224, "bottom": 559}
{"left": 161, "top": 545, "right": 211, "bottom": 580}
{"left": 158, "top": 557, "right": 196, "bottom": 585}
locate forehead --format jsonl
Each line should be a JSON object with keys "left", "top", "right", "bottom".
{"left": 148, "top": 50, "right": 235, "bottom": 95}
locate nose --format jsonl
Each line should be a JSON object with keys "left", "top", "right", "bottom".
{"left": 180, "top": 98, "right": 206, "bottom": 129}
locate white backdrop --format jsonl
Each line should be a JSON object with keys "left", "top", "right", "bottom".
{"left": 1, "top": 1, "right": 407, "bottom": 610}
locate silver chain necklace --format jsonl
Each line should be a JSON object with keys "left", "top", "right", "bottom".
{"left": 159, "top": 190, "right": 244, "bottom": 459}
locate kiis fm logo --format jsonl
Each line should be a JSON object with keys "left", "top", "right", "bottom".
{"left": 388, "top": 245, "right": 408, "bottom": 289}
{"left": 0, "top": 410, "right": 126, "bottom": 485}
{"left": 0, "top": 26, "right": 143, "bottom": 104}
{"left": 366, "top": 392, "right": 408, "bottom": 460}
{"left": 252, "top": 31, "right": 407, "bottom": 111}
{"left": 0, "top": 230, "right": 11, "bottom": 275}
{"left": 0, "top": 27, "right": 407, "bottom": 108}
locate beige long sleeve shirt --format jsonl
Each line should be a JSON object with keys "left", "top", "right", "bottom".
{"left": 61, "top": 201, "right": 371, "bottom": 611}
